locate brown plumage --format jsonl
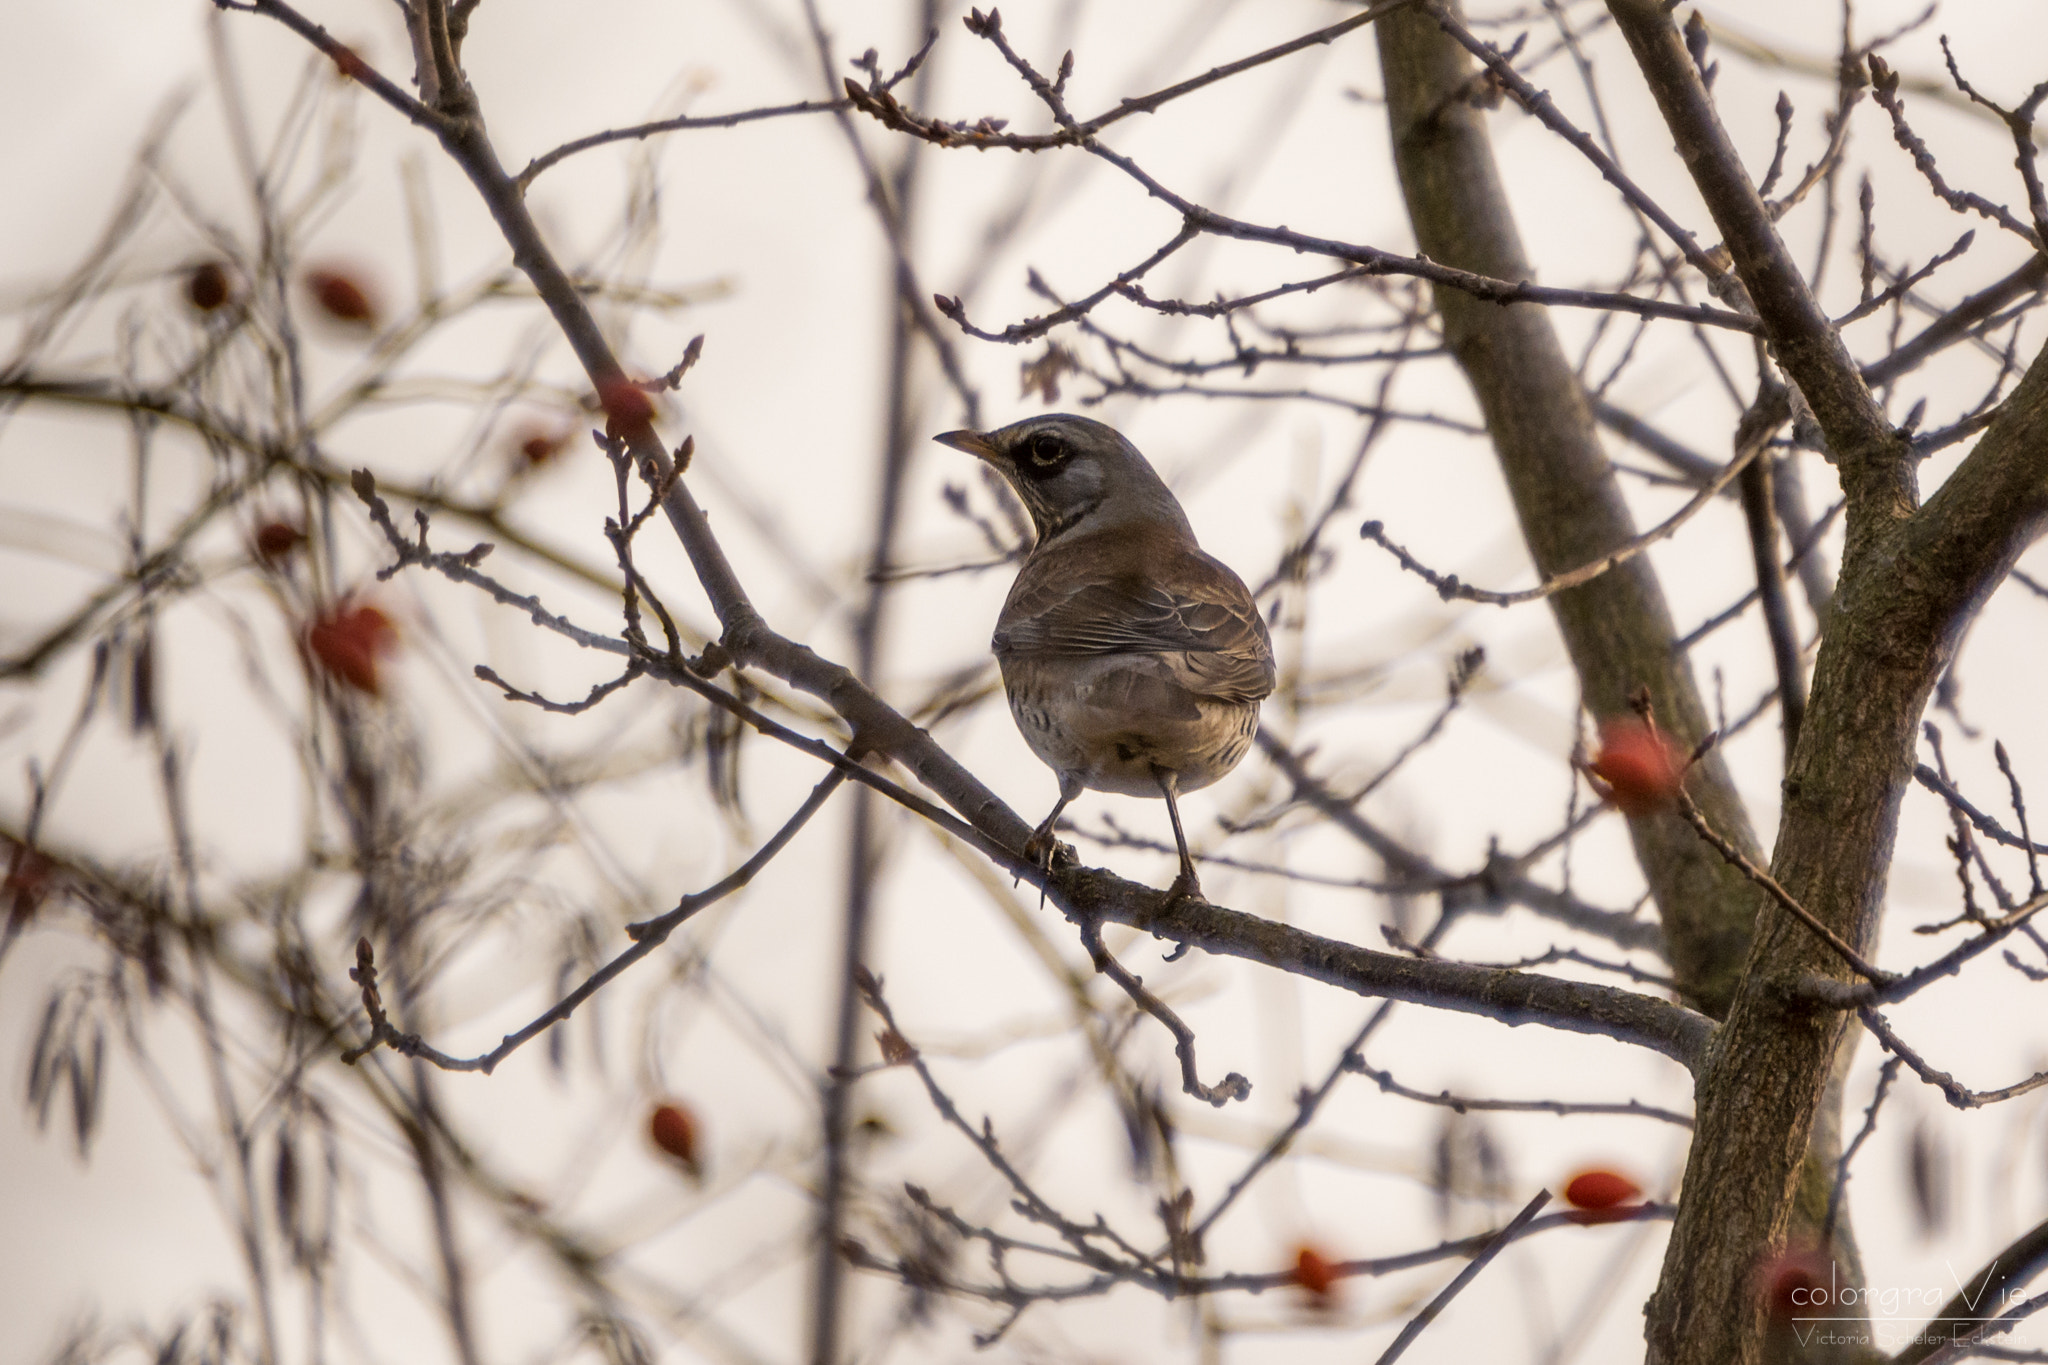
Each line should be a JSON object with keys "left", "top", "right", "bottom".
{"left": 936, "top": 414, "right": 1274, "bottom": 903}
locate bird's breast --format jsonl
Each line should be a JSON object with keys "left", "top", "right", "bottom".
{"left": 999, "top": 652, "right": 1259, "bottom": 797}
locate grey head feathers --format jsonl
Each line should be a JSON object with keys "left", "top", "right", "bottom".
{"left": 934, "top": 414, "right": 1194, "bottom": 547}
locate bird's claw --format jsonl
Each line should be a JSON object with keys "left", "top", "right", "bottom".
{"left": 1022, "top": 829, "right": 1078, "bottom": 872}
{"left": 1019, "top": 828, "right": 1080, "bottom": 907}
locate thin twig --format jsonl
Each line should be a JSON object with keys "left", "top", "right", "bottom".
{"left": 1868, "top": 55, "right": 2043, "bottom": 248}
{"left": 1423, "top": 2, "right": 1733, "bottom": 293}
{"left": 1359, "top": 434, "right": 1760, "bottom": 606}
{"left": 1833, "top": 230, "right": 1975, "bottom": 327}
{"left": 1998, "top": 741, "right": 2045, "bottom": 895}
{"left": 1676, "top": 792, "right": 1892, "bottom": 984}
{"left": 515, "top": 98, "right": 851, "bottom": 185}
{"left": 1734, "top": 390, "right": 1804, "bottom": 762}
{"left": 1373, "top": 1190, "right": 1552, "bottom": 1364}
{"left": 1075, "top": 917, "right": 1251, "bottom": 1107}
{"left": 1914, "top": 764, "right": 2048, "bottom": 855}
{"left": 1796, "top": 888, "right": 2048, "bottom": 1008}
{"left": 1860, "top": 1007, "right": 2048, "bottom": 1109}
{"left": 1346, "top": 1056, "right": 1692, "bottom": 1126}
{"left": 1824, "top": 1055, "right": 1903, "bottom": 1244}
{"left": 342, "top": 766, "right": 850, "bottom": 1072}
{"left": 855, "top": 972, "right": 1170, "bottom": 1276}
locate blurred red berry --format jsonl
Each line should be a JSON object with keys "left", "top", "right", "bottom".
{"left": 1563, "top": 1168, "right": 1644, "bottom": 1223}
{"left": 1758, "top": 1248, "right": 1832, "bottom": 1323}
{"left": 304, "top": 601, "right": 398, "bottom": 695}
{"left": 186, "top": 261, "right": 234, "bottom": 312}
{"left": 330, "top": 43, "right": 372, "bottom": 83}
{"left": 253, "top": 520, "right": 304, "bottom": 564}
{"left": 303, "top": 265, "right": 381, "bottom": 329}
{"left": 1290, "top": 1244, "right": 1340, "bottom": 1306}
{"left": 512, "top": 423, "right": 569, "bottom": 471}
{"left": 649, "top": 1101, "right": 703, "bottom": 1179}
{"left": 4, "top": 839, "right": 55, "bottom": 928}
{"left": 596, "top": 375, "right": 656, "bottom": 440}
{"left": 1589, "top": 717, "right": 1686, "bottom": 815}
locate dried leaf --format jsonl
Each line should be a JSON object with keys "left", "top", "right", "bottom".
{"left": 875, "top": 1028, "right": 917, "bottom": 1066}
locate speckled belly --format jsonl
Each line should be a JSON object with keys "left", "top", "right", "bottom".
{"left": 999, "top": 652, "right": 1260, "bottom": 797}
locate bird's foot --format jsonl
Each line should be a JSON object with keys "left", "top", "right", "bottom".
{"left": 1160, "top": 869, "right": 1208, "bottom": 912}
{"left": 1019, "top": 825, "right": 1078, "bottom": 906}
{"left": 1022, "top": 826, "right": 1078, "bottom": 873}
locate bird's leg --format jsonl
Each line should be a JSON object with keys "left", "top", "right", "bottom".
{"left": 1023, "top": 772, "right": 1083, "bottom": 886}
{"left": 1153, "top": 767, "right": 1205, "bottom": 906}
{"left": 1023, "top": 798, "right": 1070, "bottom": 868}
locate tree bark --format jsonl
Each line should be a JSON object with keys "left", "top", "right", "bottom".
{"left": 1375, "top": 3, "right": 1761, "bottom": 1017}
{"left": 1589, "top": 2, "right": 2048, "bottom": 1358}
{"left": 1645, "top": 346, "right": 2048, "bottom": 1363}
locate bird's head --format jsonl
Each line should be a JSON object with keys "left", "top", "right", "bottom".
{"left": 935, "top": 413, "right": 1192, "bottom": 546}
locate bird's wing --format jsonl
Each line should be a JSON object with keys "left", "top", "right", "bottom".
{"left": 996, "top": 542, "right": 1276, "bottom": 705}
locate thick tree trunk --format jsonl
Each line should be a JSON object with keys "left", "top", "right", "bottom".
{"left": 1372, "top": 5, "right": 2048, "bottom": 1360}
{"left": 1645, "top": 355, "right": 2048, "bottom": 1361}
{"left": 1584, "top": 1, "right": 2048, "bottom": 1358}
{"left": 1375, "top": 4, "right": 1761, "bottom": 1017}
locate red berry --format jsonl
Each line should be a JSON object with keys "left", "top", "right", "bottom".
{"left": 186, "top": 261, "right": 234, "bottom": 312}
{"left": 253, "top": 520, "right": 304, "bottom": 563}
{"left": 513, "top": 423, "right": 569, "bottom": 470}
{"left": 304, "top": 266, "right": 381, "bottom": 328}
{"left": 304, "top": 601, "right": 398, "bottom": 695}
{"left": 1589, "top": 717, "right": 1686, "bottom": 815}
{"left": 1758, "top": 1248, "right": 1832, "bottom": 1323}
{"left": 1563, "top": 1168, "right": 1642, "bottom": 1210}
{"left": 1562, "top": 1168, "right": 1646, "bottom": 1223}
{"left": 1290, "top": 1244, "right": 1339, "bottom": 1305}
{"left": 596, "top": 376, "right": 656, "bottom": 440}
{"left": 649, "top": 1102, "right": 702, "bottom": 1178}
{"left": 331, "top": 44, "right": 373, "bottom": 83}
{"left": 3, "top": 840, "right": 55, "bottom": 925}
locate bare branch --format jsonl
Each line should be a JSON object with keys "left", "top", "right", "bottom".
{"left": 1373, "top": 1190, "right": 1551, "bottom": 1364}
{"left": 1075, "top": 917, "right": 1250, "bottom": 1108}
{"left": 1915, "top": 763, "right": 2048, "bottom": 856}
{"left": 1347, "top": 1055, "right": 1692, "bottom": 1126}
{"left": 1861, "top": 1006, "right": 2048, "bottom": 1109}
{"left": 516, "top": 98, "right": 852, "bottom": 186}
{"left": 342, "top": 766, "right": 850, "bottom": 1073}
{"left": 1676, "top": 792, "right": 1891, "bottom": 985}
{"left": 1358, "top": 432, "right": 1759, "bottom": 606}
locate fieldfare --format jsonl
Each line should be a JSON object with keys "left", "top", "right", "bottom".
{"left": 936, "top": 414, "right": 1275, "bottom": 904}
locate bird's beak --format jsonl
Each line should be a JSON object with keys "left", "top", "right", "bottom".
{"left": 934, "top": 429, "right": 1000, "bottom": 462}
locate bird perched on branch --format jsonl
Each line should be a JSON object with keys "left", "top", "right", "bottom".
{"left": 936, "top": 414, "right": 1274, "bottom": 904}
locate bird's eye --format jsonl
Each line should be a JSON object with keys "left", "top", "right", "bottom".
{"left": 1025, "top": 431, "right": 1067, "bottom": 469}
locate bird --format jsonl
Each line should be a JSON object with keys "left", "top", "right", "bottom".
{"left": 935, "top": 414, "right": 1275, "bottom": 905}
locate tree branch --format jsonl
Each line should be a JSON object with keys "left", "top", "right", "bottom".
{"left": 1604, "top": 0, "right": 1913, "bottom": 567}
{"left": 1378, "top": 0, "right": 1762, "bottom": 1020}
